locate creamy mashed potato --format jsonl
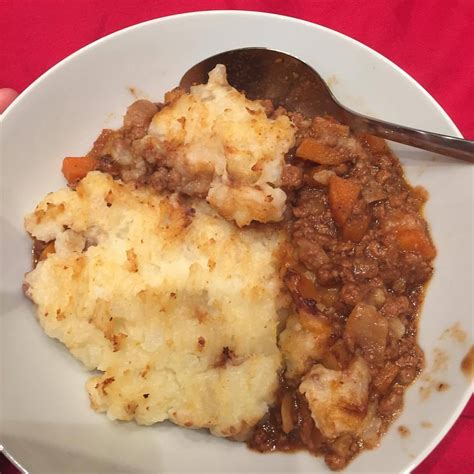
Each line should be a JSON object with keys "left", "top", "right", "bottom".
{"left": 146, "top": 65, "right": 295, "bottom": 226}
{"left": 24, "top": 172, "right": 288, "bottom": 437}
{"left": 279, "top": 311, "right": 334, "bottom": 379}
{"left": 299, "top": 357, "right": 371, "bottom": 439}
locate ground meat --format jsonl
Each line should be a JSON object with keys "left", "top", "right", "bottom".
{"left": 249, "top": 382, "right": 324, "bottom": 454}
{"left": 88, "top": 129, "right": 120, "bottom": 159}
{"left": 325, "top": 453, "right": 350, "bottom": 471}
{"left": 149, "top": 167, "right": 182, "bottom": 193}
{"left": 340, "top": 284, "right": 362, "bottom": 307}
{"left": 398, "top": 366, "right": 417, "bottom": 385}
{"left": 294, "top": 238, "right": 329, "bottom": 271}
{"left": 378, "top": 384, "right": 405, "bottom": 417}
{"left": 381, "top": 296, "right": 410, "bottom": 318}
{"left": 96, "top": 155, "right": 121, "bottom": 178}
{"left": 249, "top": 113, "right": 433, "bottom": 469}
{"left": 123, "top": 100, "right": 159, "bottom": 140}
{"left": 316, "top": 263, "right": 341, "bottom": 287}
{"left": 352, "top": 258, "right": 379, "bottom": 280}
{"left": 281, "top": 164, "right": 304, "bottom": 190}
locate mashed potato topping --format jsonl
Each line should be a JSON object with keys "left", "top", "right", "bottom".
{"left": 146, "top": 65, "right": 295, "bottom": 226}
{"left": 299, "top": 357, "right": 371, "bottom": 439}
{"left": 24, "top": 172, "right": 287, "bottom": 437}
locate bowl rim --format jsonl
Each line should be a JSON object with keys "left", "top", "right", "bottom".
{"left": 0, "top": 10, "right": 470, "bottom": 474}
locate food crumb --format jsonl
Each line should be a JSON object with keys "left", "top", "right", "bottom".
{"left": 127, "top": 86, "right": 150, "bottom": 100}
{"left": 461, "top": 345, "right": 474, "bottom": 381}
{"left": 398, "top": 425, "right": 410, "bottom": 437}
{"left": 419, "top": 377, "right": 450, "bottom": 400}
{"left": 436, "top": 382, "right": 450, "bottom": 392}
{"left": 326, "top": 75, "right": 339, "bottom": 88}
{"left": 433, "top": 348, "right": 449, "bottom": 373}
{"left": 419, "top": 347, "right": 452, "bottom": 401}
{"left": 440, "top": 322, "right": 467, "bottom": 344}
{"left": 419, "top": 384, "right": 432, "bottom": 401}
{"left": 197, "top": 336, "right": 206, "bottom": 350}
{"left": 420, "top": 421, "right": 432, "bottom": 429}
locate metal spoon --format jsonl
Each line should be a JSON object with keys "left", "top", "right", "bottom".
{"left": 180, "top": 48, "right": 474, "bottom": 163}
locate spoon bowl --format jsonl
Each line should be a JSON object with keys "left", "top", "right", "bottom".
{"left": 180, "top": 48, "right": 474, "bottom": 163}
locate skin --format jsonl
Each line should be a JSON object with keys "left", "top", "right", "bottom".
{"left": 0, "top": 88, "right": 18, "bottom": 113}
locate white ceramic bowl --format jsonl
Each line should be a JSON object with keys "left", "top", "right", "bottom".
{"left": 1, "top": 11, "right": 472, "bottom": 474}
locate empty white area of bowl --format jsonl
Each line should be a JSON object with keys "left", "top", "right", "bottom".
{"left": 1, "top": 10, "right": 472, "bottom": 474}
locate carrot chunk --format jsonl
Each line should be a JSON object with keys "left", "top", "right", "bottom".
{"left": 296, "top": 137, "right": 350, "bottom": 165}
{"left": 342, "top": 213, "right": 371, "bottom": 243}
{"left": 328, "top": 176, "right": 361, "bottom": 227}
{"left": 358, "top": 133, "right": 390, "bottom": 155}
{"left": 396, "top": 229, "right": 436, "bottom": 260}
{"left": 62, "top": 156, "right": 97, "bottom": 184}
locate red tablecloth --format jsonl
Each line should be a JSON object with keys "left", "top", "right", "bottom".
{"left": 0, "top": 1, "right": 473, "bottom": 473}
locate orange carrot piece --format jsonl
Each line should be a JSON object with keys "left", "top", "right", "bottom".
{"left": 397, "top": 229, "right": 436, "bottom": 260}
{"left": 358, "top": 133, "right": 390, "bottom": 155}
{"left": 62, "top": 156, "right": 97, "bottom": 184}
{"left": 328, "top": 176, "right": 361, "bottom": 227}
{"left": 342, "top": 213, "right": 371, "bottom": 243}
{"left": 295, "top": 137, "right": 350, "bottom": 165}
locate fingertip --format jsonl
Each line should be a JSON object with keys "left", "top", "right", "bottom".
{"left": 0, "top": 88, "right": 19, "bottom": 113}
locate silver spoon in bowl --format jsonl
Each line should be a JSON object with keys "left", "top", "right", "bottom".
{"left": 180, "top": 48, "right": 474, "bottom": 163}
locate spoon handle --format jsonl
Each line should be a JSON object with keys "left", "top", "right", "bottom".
{"left": 345, "top": 112, "right": 474, "bottom": 163}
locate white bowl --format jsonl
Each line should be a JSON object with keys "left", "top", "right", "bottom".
{"left": 1, "top": 10, "right": 472, "bottom": 474}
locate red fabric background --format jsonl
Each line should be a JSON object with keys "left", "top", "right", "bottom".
{"left": 0, "top": 1, "right": 472, "bottom": 473}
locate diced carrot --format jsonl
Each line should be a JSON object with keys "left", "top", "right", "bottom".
{"left": 396, "top": 229, "right": 436, "bottom": 260}
{"left": 342, "top": 213, "right": 371, "bottom": 242}
{"left": 358, "top": 133, "right": 390, "bottom": 155}
{"left": 62, "top": 156, "right": 97, "bottom": 184}
{"left": 295, "top": 137, "right": 350, "bottom": 165}
{"left": 311, "top": 117, "right": 350, "bottom": 138}
{"left": 328, "top": 176, "right": 361, "bottom": 227}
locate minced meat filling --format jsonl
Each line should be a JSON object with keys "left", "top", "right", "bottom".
{"left": 248, "top": 113, "right": 433, "bottom": 470}
{"left": 83, "top": 97, "right": 434, "bottom": 471}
